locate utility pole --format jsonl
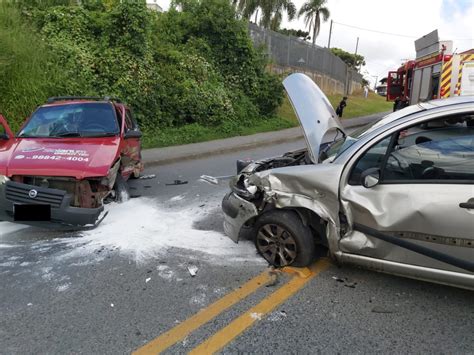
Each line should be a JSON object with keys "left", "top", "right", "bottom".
{"left": 354, "top": 37, "right": 360, "bottom": 72}
{"left": 327, "top": 20, "right": 333, "bottom": 48}
{"left": 372, "top": 75, "right": 378, "bottom": 90}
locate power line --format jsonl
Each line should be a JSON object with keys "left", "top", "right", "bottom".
{"left": 333, "top": 21, "right": 419, "bottom": 39}
{"left": 333, "top": 21, "right": 474, "bottom": 42}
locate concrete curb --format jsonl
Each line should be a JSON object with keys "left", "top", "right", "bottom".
{"left": 142, "top": 112, "right": 390, "bottom": 166}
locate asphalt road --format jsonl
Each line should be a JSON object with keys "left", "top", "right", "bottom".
{"left": 0, "top": 137, "right": 473, "bottom": 354}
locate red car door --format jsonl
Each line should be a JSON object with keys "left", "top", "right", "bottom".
{"left": 120, "top": 107, "right": 142, "bottom": 178}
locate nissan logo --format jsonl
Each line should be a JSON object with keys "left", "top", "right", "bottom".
{"left": 28, "top": 189, "right": 38, "bottom": 199}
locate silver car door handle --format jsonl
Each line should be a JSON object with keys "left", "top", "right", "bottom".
{"left": 459, "top": 201, "right": 474, "bottom": 209}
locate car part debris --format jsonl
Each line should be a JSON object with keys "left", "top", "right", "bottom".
{"left": 138, "top": 174, "right": 156, "bottom": 180}
{"left": 371, "top": 306, "right": 396, "bottom": 314}
{"left": 344, "top": 282, "right": 357, "bottom": 288}
{"left": 199, "top": 175, "right": 234, "bottom": 185}
{"left": 166, "top": 179, "right": 188, "bottom": 186}
{"left": 332, "top": 276, "right": 357, "bottom": 288}
{"left": 266, "top": 270, "right": 280, "bottom": 287}
{"left": 187, "top": 265, "right": 198, "bottom": 277}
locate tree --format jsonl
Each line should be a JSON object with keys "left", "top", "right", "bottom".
{"left": 330, "top": 47, "right": 366, "bottom": 70}
{"left": 297, "top": 0, "right": 330, "bottom": 46}
{"left": 236, "top": 0, "right": 296, "bottom": 30}
{"left": 276, "top": 27, "right": 310, "bottom": 40}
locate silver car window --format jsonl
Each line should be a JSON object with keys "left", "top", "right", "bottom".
{"left": 382, "top": 114, "right": 474, "bottom": 183}
{"left": 348, "top": 136, "right": 393, "bottom": 185}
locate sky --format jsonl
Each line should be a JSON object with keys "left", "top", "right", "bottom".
{"left": 155, "top": 0, "right": 474, "bottom": 88}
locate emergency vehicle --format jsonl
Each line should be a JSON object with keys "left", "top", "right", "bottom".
{"left": 387, "top": 30, "right": 474, "bottom": 110}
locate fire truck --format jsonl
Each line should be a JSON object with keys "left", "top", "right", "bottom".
{"left": 387, "top": 30, "right": 474, "bottom": 110}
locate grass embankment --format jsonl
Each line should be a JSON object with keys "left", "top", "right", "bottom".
{"left": 327, "top": 92, "right": 392, "bottom": 119}
{"left": 0, "top": 4, "right": 65, "bottom": 128}
{"left": 278, "top": 91, "right": 392, "bottom": 126}
{"left": 144, "top": 91, "right": 392, "bottom": 148}
{"left": 142, "top": 117, "right": 294, "bottom": 148}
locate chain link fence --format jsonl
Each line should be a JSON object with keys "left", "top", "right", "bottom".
{"left": 248, "top": 23, "right": 363, "bottom": 93}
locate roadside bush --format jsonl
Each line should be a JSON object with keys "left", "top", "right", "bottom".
{"left": 0, "top": 3, "right": 68, "bottom": 131}
{"left": 0, "top": 0, "right": 285, "bottom": 144}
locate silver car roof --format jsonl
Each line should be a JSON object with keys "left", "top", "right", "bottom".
{"left": 335, "top": 98, "right": 474, "bottom": 163}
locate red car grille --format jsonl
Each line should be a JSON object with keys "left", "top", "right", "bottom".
{"left": 5, "top": 182, "right": 64, "bottom": 208}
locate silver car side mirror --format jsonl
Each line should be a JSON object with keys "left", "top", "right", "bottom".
{"left": 361, "top": 168, "right": 380, "bottom": 188}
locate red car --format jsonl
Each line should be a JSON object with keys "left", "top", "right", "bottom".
{"left": 0, "top": 96, "right": 143, "bottom": 227}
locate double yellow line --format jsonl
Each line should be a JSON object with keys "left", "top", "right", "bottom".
{"left": 134, "top": 259, "right": 330, "bottom": 355}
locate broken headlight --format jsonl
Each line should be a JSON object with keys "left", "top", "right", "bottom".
{"left": 232, "top": 175, "right": 258, "bottom": 199}
{"left": 0, "top": 175, "right": 9, "bottom": 185}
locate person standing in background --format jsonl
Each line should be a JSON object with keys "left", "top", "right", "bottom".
{"left": 336, "top": 96, "right": 347, "bottom": 118}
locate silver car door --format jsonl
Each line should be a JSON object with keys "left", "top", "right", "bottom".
{"left": 339, "top": 111, "right": 474, "bottom": 274}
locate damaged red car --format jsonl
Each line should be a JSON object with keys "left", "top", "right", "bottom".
{"left": 0, "top": 96, "right": 143, "bottom": 227}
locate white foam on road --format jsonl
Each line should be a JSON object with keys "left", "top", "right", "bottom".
{"left": 64, "top": 198, "right": 261, "bottom": 264}
{"left": 0, "top": 222, "right": 29, "bottom": 237}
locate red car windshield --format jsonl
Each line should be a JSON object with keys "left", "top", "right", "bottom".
{"left": 18, "top": 102, "right": 120, "bottom": 138}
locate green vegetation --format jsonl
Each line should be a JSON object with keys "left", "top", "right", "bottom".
{"left": 327, "top": 92, "right": 392, "bottom": 119}
{"left": 0, "top": 0, "right": 390, "bottom": 149}
{"left": 0, "top": 0, "right": 283, "bottom": 137}
{"left": 330, "top": 48, "right": 366, "bottom": 69}
{"left": 275, "top": 28, "right": 310, "bottom": 40}
{"left": 142, "top": 116, "right": 294, "bottom": 148}
{"left": 234, "top": 0, "right": 297, "bottom": 30}
{"left": 0, "top": 4, "right": 67, "bottom": 128}
{"left": 297, "top": 0, "right": 330, "bottom": 46}
{"left": 278, "top": 91, "right": 392, "bottom": 125}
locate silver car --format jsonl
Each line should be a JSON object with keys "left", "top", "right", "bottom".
{"left": 222, "top": 73, "right": 474, "bottom": 290}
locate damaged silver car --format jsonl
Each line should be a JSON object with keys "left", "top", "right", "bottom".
{"left": 222, "top": 73, "right": 474, "bottom": 290}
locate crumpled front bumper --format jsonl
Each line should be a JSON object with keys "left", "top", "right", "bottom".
{"left": 0, "top": 180, "right": 104, "bottom": 228}
{"left": 222, "top": 192, "right": 259, "bottom": 243}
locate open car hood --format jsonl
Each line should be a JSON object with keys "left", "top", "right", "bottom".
{"left": 283, "top": 73, "right": 345, "bottom": 163}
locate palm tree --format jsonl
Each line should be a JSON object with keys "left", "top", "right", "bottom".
{"left": 261, "top": 0, "right": 296, "bottom": 31}
{"left": 298, "top": 0, "right": 330, "bottom": 46}
{"left": 236, "top": 0, "right": 296, "bottom": 30}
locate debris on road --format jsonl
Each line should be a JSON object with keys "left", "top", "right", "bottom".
{"left": 344, "top": 281, "right": 357, "bottom": 288}
{"left": 138, "top": 174, "right": 156, "bottom": 180}
{"left": 371, "top": 306, "right": 396, "bottom": 314}
{"left": 332, "top": 276, "right": 357, "bottom": 288}
{"left": 266, "top": 270, "right": 280, "bottom": 287}
{"left": 27, "top": 303, "right": 33, "bottom": 306}
{"left": 199, "top": 174, "right": 233, "bottom": 185}
{"left": 169, "top": 195, "right": 185, "bottom": 202}
{"left": 110, "top": 303, "right": 114, "bottom": 308}
{"left": 145, "top": 277, "right": 151, "bottom": 283}
{"left": 250, "top": 312, "right": 263, "bottom": 320}
{"left": 166, "top": 179, "right": 188, "bottom": 186}
{"left": 187, "top": 265, "right": 198, "bottom": 277}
